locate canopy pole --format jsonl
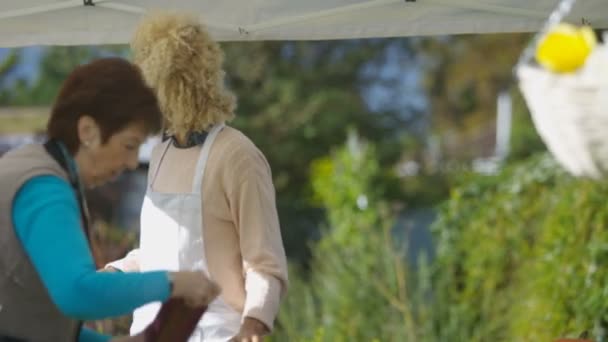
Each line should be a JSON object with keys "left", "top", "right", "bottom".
{"left": 227, "top": 0, "right": 548, "bottom": 36}
{"left": 0, "top": 1, "right": 81, "bottom": 20}
{"left": 423, "top": 0, "right": 550, "bottom": 19}
{"left": 91, "top": 0, "right": 408, "bottom": 37}
{"left": 95, "top": 2, "right": 145, "bottom": 15}
{"left": 243, "top": 0, "right": 403, "bottom": 33}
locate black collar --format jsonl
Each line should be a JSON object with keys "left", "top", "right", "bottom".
{"left": 162, "top": 131, "right": 209, "bottom": 148}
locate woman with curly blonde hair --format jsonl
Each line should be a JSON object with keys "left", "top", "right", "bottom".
{"left": 106, "top": 12, "right": 288, "bottom": 342}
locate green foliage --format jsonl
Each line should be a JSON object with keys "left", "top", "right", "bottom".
{"left": 1, "top": 46, "right": 127, "bottom": 105}
{"left": 0, "top": 50, "right": 20, "bottom": 103}
{"left": 0, "top": 50, "right": 19, "bottom": 81}
{"left": 222, "top": 40, "right": 419, "bottom": 262}
{"left": 278, "top": 148, "right": 608, "bottom": 341}
{"left": 430, "top": 153, "right": 608, "bottom": 341}
{"left": 508, "top": 90, "right": 546, "bottom": 162}
{"left": 223, "top": 40, "right": 412, "bottom": 197}
{"left": 416, "top": 33, "right": 533, "bottom": 161}
{"left": 273, "top": 135, "right": 426, "bottom": 341}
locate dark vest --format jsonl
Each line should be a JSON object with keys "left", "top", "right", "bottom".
{"left": 0, "top": 144, "right": 80, "bottom": 342}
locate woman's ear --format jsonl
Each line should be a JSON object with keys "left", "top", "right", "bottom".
{"left": 77, "top": 115, "right": 101, "bottom": 148}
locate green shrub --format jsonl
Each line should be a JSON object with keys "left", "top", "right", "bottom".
{"left": 430, "top": 153, "right": 608, "bottom": 341}
{"left": 273, "top": 135, "right": 424, "bottom": 341}
{"left": 275, "top": 142, "right": 608, "bottom": 342}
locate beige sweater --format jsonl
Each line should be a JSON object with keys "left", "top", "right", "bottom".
{"left": 109, "top": 126, "right": 288, "bottom": 330}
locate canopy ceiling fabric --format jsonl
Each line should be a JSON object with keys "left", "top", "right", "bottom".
{"left": 0, "top": 0, "right": 606, "bottom": 47}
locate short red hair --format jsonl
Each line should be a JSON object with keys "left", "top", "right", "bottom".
{"left": 47, "top": 58, "right": 162, "bottom": 153}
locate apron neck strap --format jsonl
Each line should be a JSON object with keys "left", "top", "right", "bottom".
{"left": 150, "top": 139, "right": 172, "bottom": 186}
{"left": 191, "top": 123, "right": 225, "bottom": 193}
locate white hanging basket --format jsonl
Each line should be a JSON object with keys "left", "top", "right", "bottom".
{"left": 518, "top": 45, "right": 608, "bottom": 178}
{"left": 515, "top": 0, "right": 608, "bottom": 178}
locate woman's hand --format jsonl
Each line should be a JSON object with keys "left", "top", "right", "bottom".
{"left": 230, "top": 317, "right": 269, "bottom": 342}
{"left": 169, "top": 271, "right": 220, "bottom": 307}
{"left": 98, "top": 268, "right": 220, "bottom": 307}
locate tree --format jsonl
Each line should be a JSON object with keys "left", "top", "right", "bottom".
{"left": 415, "top": 33, "right": 543, "bottom": 161}
{"left": 222, "top": 39, "right": 423, "bottom": 261}
{"left": 0, "top": 50, "right": 20, "bottom": 102}
{"left": 1, "top": 46, "right": 127, "bottom": 105}
{"left": 273, "top": 135, "right": 422, "bottom": 341}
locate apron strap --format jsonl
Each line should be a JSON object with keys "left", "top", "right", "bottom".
{"left": 192, "top": 123, "right": 225, "bottom": 193}
{"left": 150, "top": 140, "right": 172, "bottom": 187}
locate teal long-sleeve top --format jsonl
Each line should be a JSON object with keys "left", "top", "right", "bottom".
{"left": 12, "top": 175, "right": 171, "bottom": 341}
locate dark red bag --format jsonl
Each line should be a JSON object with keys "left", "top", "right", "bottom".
{"left": 142, "top": 298, "right": 206, "bottom": 342}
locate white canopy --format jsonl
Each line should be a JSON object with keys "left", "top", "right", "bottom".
{"left": 0, "top": 0, "right": 607, "bottom": 47}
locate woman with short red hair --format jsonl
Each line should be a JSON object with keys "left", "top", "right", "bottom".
{"left": 0, "top": 58, "right": 218, "bottom": 342}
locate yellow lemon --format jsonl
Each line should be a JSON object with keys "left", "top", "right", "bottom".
{"left": 535, "top": 23, "right": 597, "bottom": 73}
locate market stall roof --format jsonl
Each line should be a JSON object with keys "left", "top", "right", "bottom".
{"left": 1, "top": 0, "right": 607, "bottom": 47}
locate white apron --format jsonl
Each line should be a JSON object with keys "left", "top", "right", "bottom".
{"left": 131, "top": 123, "right": 242, "bottom": 342}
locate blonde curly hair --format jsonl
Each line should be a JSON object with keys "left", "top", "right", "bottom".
{"left": 131, "top": 12, "right": 236, "bottom": 140}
